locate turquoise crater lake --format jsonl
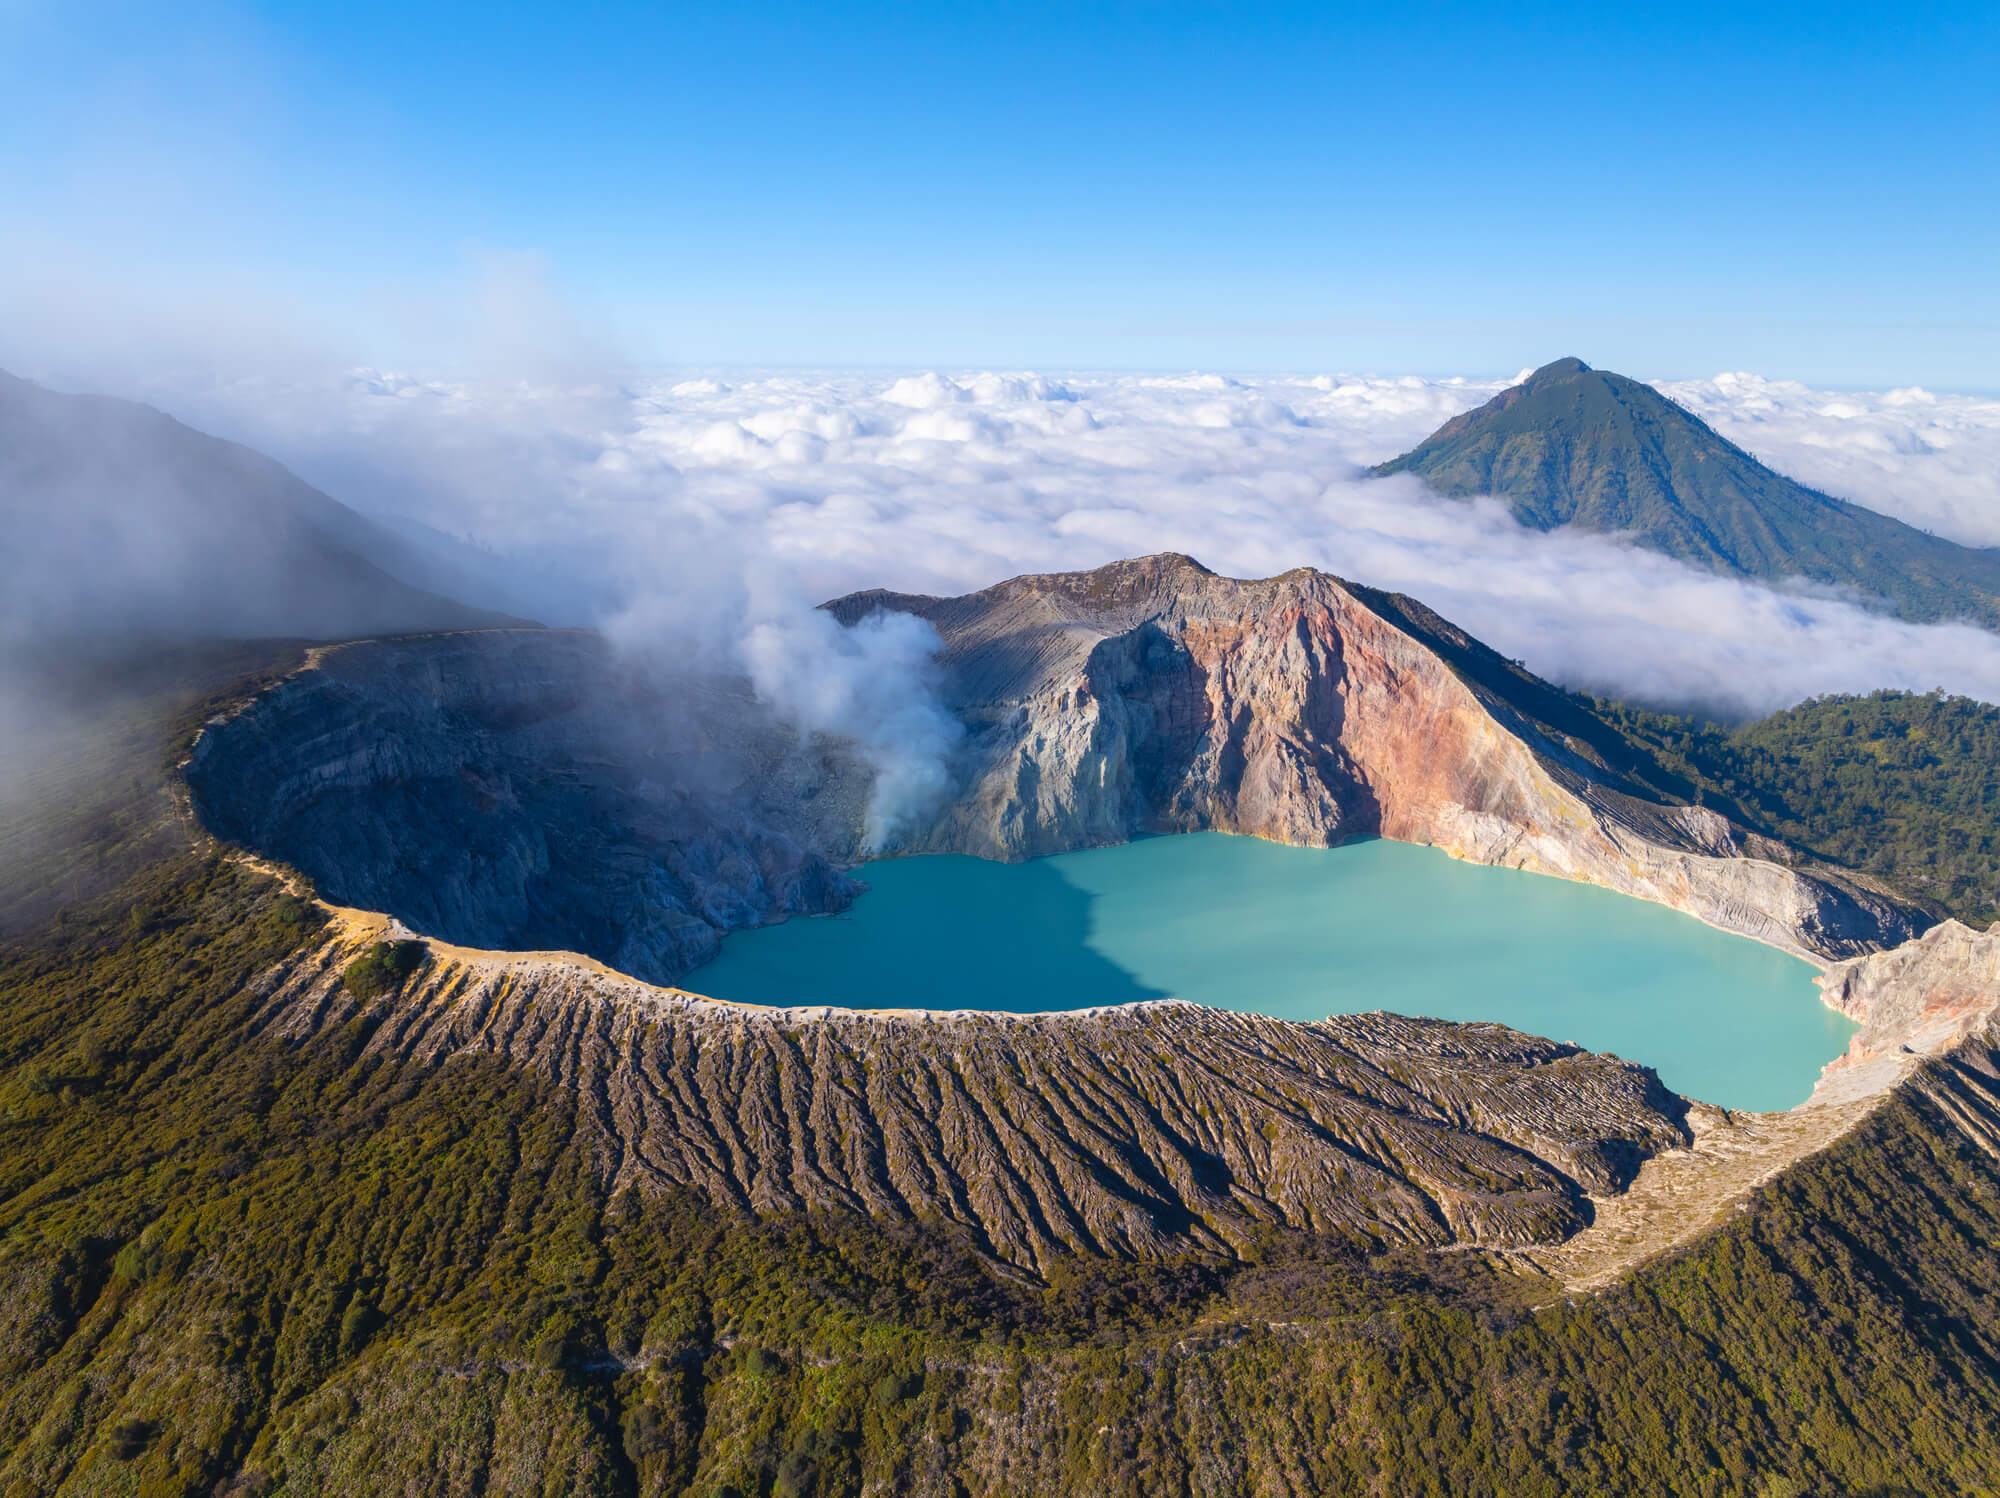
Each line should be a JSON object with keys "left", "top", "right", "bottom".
{"left": 690, "top": 833, "right": 1854, "bottom": 1112}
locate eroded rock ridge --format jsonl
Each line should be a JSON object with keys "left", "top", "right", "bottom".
{"left": 839, "top": 554, "right": 1919, "bottom": 959}
{"left": 251, "top": 924, "right": 1691, "bottom": 1271}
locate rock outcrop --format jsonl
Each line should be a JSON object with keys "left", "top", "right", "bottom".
{"left": 1818, "top": 918, "right": 2000, "bottom": 1099}
{"left": 839, "top": 554, "right": 1921, "bottom": 959}
{"left": 253, "top": 917, "right": 1692, "bottom": 1272}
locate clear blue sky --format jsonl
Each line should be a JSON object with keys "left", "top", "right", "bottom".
{"left": 3, "top": 0, "right": 1996, "bottom": 386}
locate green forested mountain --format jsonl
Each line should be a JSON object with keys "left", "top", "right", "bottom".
{"left": 1594, "top": 690, "right": 2000, "bottom": 929}
{"left": 1372, "top": 358, "right": 2000, "bottom": 628}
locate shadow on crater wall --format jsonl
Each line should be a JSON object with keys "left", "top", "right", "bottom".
{"left": 184, "top": 631, "right": 876, "bottom": 985}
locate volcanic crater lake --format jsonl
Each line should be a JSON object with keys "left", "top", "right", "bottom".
{"left": 691, "top": 832, "right": 1854, "bottom": 1112}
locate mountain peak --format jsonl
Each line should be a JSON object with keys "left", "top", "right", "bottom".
{"left": 1370, "top": 360, "right": 2000, "bottom": 629}
{"left": 1525, "top": 356, "right": 1593, "bottom": 383}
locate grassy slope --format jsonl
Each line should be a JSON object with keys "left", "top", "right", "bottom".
{"left": 4, "top": 858, "right": 2000, "bottom": 1496}
{"left": 1372, "top": 359, "right": 2000, "bottom": 628}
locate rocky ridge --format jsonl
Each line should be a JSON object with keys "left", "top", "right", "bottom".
{"left": 187, "top": 630, "right": 871, "bottom": 983}
{"left": 251, "top": 905, "right": 1692, "bottom": 1272}
{"left": 229, "top": 893, "right": 2000, "bottom": 1282}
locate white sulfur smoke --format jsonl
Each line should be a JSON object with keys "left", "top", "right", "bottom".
{"left": 738, "top": 602, "right": 962, "bottom": 849}
{"left": 599, "top": 555, "right": 961, "bottom": 851}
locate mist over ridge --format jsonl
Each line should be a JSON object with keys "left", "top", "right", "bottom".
{"left": 0, "top": 370, "right": 520, "bottom": 653}
{"left": 9, "top": 349, "right": 2000, "bottom": 858}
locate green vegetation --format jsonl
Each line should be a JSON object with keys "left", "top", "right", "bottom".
{"left": 340, "top": 939, "right": 427, "bottom": 999}
{"left": 1595, "top": 689, "right": 2000, "bottom": 928}
{"left": 1373, "top": 357, "right": 2000, "bottom": 628}
{"left": 5, "top": 854, "right": 2000, "bottom": 1495}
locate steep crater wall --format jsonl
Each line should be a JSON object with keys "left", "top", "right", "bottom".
{"left": 845, "top": 555, "right": 1925, "bottom": 960}
{"left": 186, "top": 630, "right": 871, "bottom": 983}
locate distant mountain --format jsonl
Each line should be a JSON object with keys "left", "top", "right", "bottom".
{"left": 0, "top": 370, "right": 527, "bottom": 651}
{"left": 1372, "top": 357, "right": 2000, "bottom": 628}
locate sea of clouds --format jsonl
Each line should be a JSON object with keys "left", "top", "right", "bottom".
{"left": 1655, "top": 372, "right": 2000, "bottom": 549}
{"left": 161, "top": 364, "right": 2000, "bottom": 725}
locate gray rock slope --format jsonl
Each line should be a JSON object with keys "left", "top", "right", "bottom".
{"left": 187, "top": 630, "right": 869, "bottom": 982}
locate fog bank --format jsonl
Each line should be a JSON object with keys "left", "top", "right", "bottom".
{"left": 138, "top": 365, "right": 2000, "bottom": 718}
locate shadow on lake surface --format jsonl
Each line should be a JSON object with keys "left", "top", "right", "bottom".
{"left": 692, "top": 851, "right": 1171, "bottom": 1012}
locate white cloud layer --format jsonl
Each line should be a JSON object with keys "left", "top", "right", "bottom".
{"left": 1656, "top": 373, "right": 2000, "bottom": 548}
{"left": 130, "top": 365, "right": 2000, "bottom": 719}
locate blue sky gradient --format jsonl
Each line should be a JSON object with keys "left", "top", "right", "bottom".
{"left": 3, "top": 1, "right": 1995, "bottom": 384}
